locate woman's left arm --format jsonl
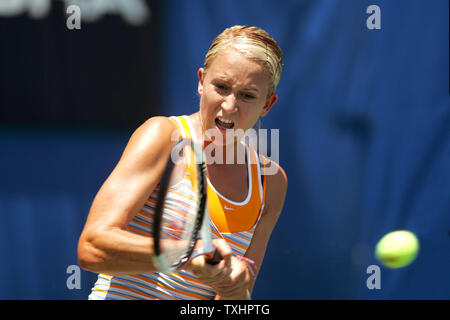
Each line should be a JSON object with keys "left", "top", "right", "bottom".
{"left": 214, "top": 159, "right": 288, "bottom": 299}
{"left": 244, "top": 159, "right": 288, "bottom": 296}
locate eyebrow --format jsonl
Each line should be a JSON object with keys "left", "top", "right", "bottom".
{"left": 214, "top": 77, "right": 260, "bottom": 92}
{"left": 244, "top": 87, "right": 259, "bottom": 93}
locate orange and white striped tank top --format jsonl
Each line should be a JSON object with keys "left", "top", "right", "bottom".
{"left": 88, "top": 115, "right": 266, "bottom": 300}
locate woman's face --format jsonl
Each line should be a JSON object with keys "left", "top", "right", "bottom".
{"left": 197, "top": 48, "right": 278, "bottom": 146}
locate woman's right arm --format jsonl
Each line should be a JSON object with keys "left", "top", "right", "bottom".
{"left": 77, "top": 116, "right": 179, "bottom": 275}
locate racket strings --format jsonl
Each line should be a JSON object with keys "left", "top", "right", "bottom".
{"left": 154, "top": 139, "right": 207, "bottom": 271}
{"left": 159, "top": 181, "right": 201, "bottom": 267}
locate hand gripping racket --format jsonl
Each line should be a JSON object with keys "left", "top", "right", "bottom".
{"left": 152, "top": 138, "right": 222, "bottom": 272}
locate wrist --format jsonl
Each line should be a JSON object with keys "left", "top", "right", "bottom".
{"left": 215, "top": 289, "right": 251, "bottom": 300}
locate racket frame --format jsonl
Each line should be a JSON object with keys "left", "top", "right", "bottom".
{"left": 152, "top": 138, "right": 208, "bottom": 272}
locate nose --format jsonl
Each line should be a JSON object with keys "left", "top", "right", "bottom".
{"left": 221, "top": 94, "right": 237, "bottom": 113}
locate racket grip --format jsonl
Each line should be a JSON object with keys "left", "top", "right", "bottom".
{"left": 205, "top": 249, "right": 222, "bottom": 265}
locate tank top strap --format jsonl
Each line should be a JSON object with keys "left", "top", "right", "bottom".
{"left": 168, "top": 115, "right": 192, "bottom": 139}
{"left": 169, "top": 115, "right": 265, "bottom": 234}
{"left": 246, "top": 144, "right": 264, "bottom": 205}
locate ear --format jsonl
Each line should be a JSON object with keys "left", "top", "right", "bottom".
{"left": 260, "top": 93, "right": 278, "bottom": 117}
{"left": 197, "top": 68, "right": 205, "bottom": 95}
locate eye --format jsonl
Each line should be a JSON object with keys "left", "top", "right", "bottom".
{"left": 214, "top": 83, "right": 228, "bottom": 91}
{"left": 242, "top": 92, "right": 256, "bottom": 100}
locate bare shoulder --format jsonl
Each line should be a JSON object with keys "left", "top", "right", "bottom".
{"left": 84, "top": 116, "right": 181, "bottom": 229}
{"left": 262, "top": 158, "right": 288, "bottom": 188}
{"left": 259, "top": 155, "right": 288, "bottom": 218}
{"left": 120, "top": 116, "right": 180, "bottom": 163}
{"left": 139, "top": 116, "right": 178, "bottom": 132}
{"left": 242, "top": 156, "right": 287, "bottom": 265}
{"left": 129, "top": 116, "right": 180, "bottom": 147}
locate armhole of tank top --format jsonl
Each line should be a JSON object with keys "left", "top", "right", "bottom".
{"left": 182, "top": 115, "right": 196, "bottom": 141}
{"left": 168, "top": 116, "right": 187, "bottom": 138}
{"left": 251, "top": 147, "right": 264, "bottom": 205}
{"left": 259, "top": 154, "right": 267, "bottom": 213}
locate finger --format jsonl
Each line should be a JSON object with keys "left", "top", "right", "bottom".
{"left": 238, "top": 256, "right": 258, "bottom": 278}
{"left": 190, "top": 255, "right": 232, "bottom": 281}
{"left": 212, "top": 239, "right": 232, "bottom": 259}
{"left": 203, "top": 258, "right": 233, "bottom": 279}
{"left": 205, "top": 249, "right": 222, "bottom": 265}
{"left": 217, "top": 283, "right": 249, "bottom": 299}
{"left": 186, "top": 255, "right": 206, "bottom": 271}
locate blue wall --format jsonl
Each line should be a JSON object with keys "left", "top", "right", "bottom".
{"left": 0, "top": 0, "right": 448, "bottom": 299}
{"left": 160, "top": 0, "right": 449, "bottom": 299}
{"left": 0, "top": 129, "right": 129, "bottom": 299}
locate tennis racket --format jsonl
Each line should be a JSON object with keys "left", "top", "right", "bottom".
{"left": 151, "top": 138, "right": 222, "bottom": 273}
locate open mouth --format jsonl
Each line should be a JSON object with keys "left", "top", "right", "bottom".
{"left": 215, "top": 117, "right": 235, "bottom": 130}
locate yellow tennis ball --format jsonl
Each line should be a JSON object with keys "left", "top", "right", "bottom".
{"left": 375, "top": 230, "right": 419, "bottom": 268}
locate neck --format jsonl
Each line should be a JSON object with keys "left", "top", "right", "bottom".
{"left": 204, "top": 140, "right": 247, "bottom": 166}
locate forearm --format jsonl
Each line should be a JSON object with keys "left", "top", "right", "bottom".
{"left": 214, "top": 289, "right": 252, "bottom": 300}
{"left": 212, "top": 261, "right": 257, "bottom": 300}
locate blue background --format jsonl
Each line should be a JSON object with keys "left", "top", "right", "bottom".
{"left": 0, "top": 0, "right": 448, "bottom": 299}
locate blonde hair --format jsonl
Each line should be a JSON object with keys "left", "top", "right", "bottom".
{"left": 203, "top": 25, "right": 283, "bottom": 97}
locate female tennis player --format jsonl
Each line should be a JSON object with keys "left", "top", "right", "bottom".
{"left": 78, "top": 25, "right": 287, "bottom": 300}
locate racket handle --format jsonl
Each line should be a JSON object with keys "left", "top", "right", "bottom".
{"left": 206, "top": 249, "right": 222, "bottom": 265}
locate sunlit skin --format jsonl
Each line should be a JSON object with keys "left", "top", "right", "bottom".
{"left": 77, "top": 44, "right": 287, "bottom": 301}
{"left": 190, "top": 47, "right": 278, "bottom": 161}
{"left": 183, "top": 49, "right": 283, "bottom": 298}
{"left": 186, "top": 48, "right": 278, "bottom": 203}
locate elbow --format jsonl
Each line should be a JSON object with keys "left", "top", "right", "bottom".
{"left": 77, "top": 234, "right": 107, "bottom": 273}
